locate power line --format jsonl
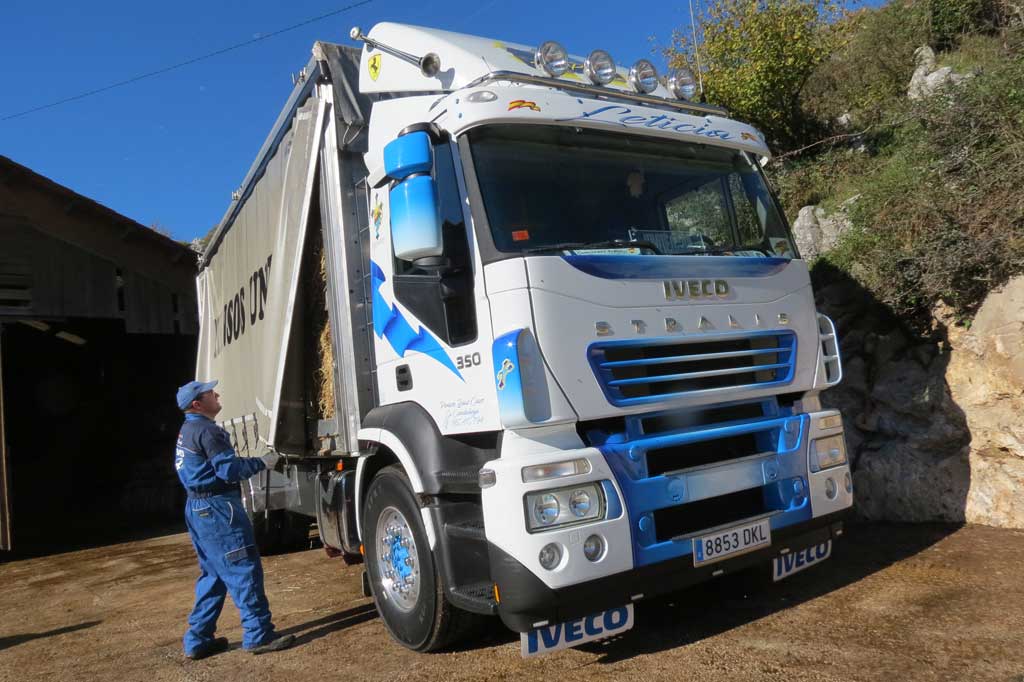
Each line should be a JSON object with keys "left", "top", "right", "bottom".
{"left": 1, "top": 0, "right": 375, "bottom": 122}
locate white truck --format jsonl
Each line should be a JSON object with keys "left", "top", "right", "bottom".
{"left": 196, "top": 22, "right": 853, "bottom": 658}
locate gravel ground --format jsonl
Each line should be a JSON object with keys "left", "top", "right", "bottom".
{"left": 1, "top": 522, "right": 1023, "bottom": 682}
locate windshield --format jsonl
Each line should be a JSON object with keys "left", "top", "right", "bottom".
{"left": 467, "top": 125, "right": 797, "bottom": 258}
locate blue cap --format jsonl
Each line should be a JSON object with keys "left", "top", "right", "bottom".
{"left": 176, "top": 379, "right": 218, "bottom": 410}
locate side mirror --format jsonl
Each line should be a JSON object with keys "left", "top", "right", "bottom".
{"left": 384, "top": 131, "right": 443, "bottom": 261}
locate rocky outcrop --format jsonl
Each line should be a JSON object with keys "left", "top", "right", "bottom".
{"left": 947, "top": 279, "right": 1024, "bottom": 526}
{"left": 816, "top": 274, "right": 1024, "bottom": 528}
{"left": 790, "top": 196, "right": 857, "bottom": 261}
{"left": 907, "top": 45, "right": 972, "bottom": 100}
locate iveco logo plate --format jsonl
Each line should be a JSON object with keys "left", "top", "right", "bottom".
{"left": 663, "top": 279, "right": 729, "bottom": 300}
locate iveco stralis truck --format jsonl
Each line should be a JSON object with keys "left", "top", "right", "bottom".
{"left": 195, "top": 23, "right": 853, "bottom": 658}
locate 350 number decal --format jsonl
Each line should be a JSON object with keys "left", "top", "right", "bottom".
{"left": 455, "top": 352, "right": 482, "bottom": 370}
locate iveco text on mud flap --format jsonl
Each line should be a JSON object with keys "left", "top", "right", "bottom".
{"left": 194, "top": 23, "right": 853, "bottom": 658}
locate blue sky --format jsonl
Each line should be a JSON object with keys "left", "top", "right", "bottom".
{"left": 0, "top": 0, "right": 883, "bottom": 242}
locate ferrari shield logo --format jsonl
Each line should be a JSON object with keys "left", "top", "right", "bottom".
{"left": 368, "top": 54, "right": 382, "bottom": 81}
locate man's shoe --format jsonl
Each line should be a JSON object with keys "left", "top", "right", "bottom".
{"left": 247, "top": 633, "right": 295, "bottom": 655}
{"left": 185, "top": 637, "right": 229, "bottom": 660}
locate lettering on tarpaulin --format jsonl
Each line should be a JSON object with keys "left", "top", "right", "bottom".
{"left": 213, "top": 253, "right": 272, "bottom": 358}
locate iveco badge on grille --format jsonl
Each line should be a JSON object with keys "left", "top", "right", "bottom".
{"left": 663, "top": 279, "right": 729, "bottom": 300}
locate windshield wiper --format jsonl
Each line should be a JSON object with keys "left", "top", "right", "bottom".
{"left": 523, "top": 239, "right": 662, "bottom": 255}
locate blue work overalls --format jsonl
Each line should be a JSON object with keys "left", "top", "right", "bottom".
{"left": 175, "top": 413, "right": 274, "bottom": 655}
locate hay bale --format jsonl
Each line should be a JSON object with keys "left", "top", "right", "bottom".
{"left": 315, "top": 248, "right": 335, "bottom": 419}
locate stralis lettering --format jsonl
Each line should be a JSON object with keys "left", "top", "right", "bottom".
{"left": 663, "top": 279, "right": 729, "bottom": 300}
{"left": 213, "top": 253, "right": 272, "bottom": 358}
{"left": 557, "top": 105, "right": 737, "bottom": 141}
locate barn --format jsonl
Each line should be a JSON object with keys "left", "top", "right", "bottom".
{"left": 0, "top": 156, "right": 199, "bottom": 553}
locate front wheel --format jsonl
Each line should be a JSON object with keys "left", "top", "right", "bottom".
{"left": 362, "top": 465, "right": 479, "bottom": 651}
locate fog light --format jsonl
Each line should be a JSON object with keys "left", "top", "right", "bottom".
{"left": 584, "top": 49, "right": 616, "bottom": 85}
{"left": 628, "top": 59, "right": 658, "bottom": 94}
{"left": 583, "top": 534, "right": 605, "bottom": 562}
{"left": 825, "top": 477, "right": 838, "bottom": 499}
{"left": 533, "top": 494, "right": 559, "bottom": 526}
{"left": 539, "top": 543, "right": 562, "bottom": 570}
{"left": 844, "top": 472, "right": 853, "bottom": 493}
{"left": 534, "top": 40, "right": 569, "bottom": 77}
{"left": 569, "top": 489, "right": 592, "bottom": 517}
{"left": 667, "top": 67, "right": 698, "bottom": 100}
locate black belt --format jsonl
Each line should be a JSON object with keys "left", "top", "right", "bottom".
{"left": 187, "top": 482, "right": 237, "bottom": 499}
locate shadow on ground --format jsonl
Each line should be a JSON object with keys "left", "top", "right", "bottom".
{"left": 571, "top": 521, "right": 960, "bottom": 663}
{"left": 278, "top": 603, "right": 379, "bottom": 647}
{"left": 0, "top": 621, "right": 101, "bottom": 652}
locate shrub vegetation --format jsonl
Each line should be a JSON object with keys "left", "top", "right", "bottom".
{"left": 718, "top": 0, "right": 1024, "bottom": 323}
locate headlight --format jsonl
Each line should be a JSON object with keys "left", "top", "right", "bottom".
{"left": 534, "top": 40, "right": 569, "bottom": 77}
{"left": 667, "top": 67, "right": 698, "bottom": 100}
{"left": 628, "top": 59, "right": 658, "bottom": 94}
{"left": 584, "top": 49, "right": 616, "bottom": 85}
{"left": 525, "top": 482, "right": 605, "bottom": 532}
{"left": 811, "top": 434, "right": 847, "bottom": 471}
{"left": 533, "top": 494, "right": 560, "bottom": 526}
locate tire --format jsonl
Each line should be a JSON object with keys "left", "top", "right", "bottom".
{"left": 362, "top": 464, "right": 480, "bottom": 651}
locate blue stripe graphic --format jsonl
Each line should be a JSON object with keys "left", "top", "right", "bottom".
{"left": 370, "top": 260, "right": 463, "bottom": 380}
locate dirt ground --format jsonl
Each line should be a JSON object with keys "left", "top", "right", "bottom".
{"left": 1, "top": 522, "right": 1023, "bottom": 682}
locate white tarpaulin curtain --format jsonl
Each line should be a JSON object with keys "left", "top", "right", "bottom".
{"left": 195, "top": 96, "right": 325, "bottom": 451}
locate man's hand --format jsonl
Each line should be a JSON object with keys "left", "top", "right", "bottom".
{"left": 260, "top": 450, "right": 281, "bottom": 470}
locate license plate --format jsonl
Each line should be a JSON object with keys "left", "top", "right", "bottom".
{"left": 772, "top": 541, "right": 832, "bottom": 581}
{"left": 520, "top": 604, "right": 634, "bottom": 658}
{"left": 693, "top": 518, "right": 771, "bottom": 566}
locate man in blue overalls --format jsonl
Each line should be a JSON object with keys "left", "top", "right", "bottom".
{"left": 174, "top": 379, "right": 296, "bottom": 659}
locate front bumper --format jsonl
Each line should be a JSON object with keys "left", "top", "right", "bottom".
{"left": 491, "top": 510, "right": 848, "bottom": 632}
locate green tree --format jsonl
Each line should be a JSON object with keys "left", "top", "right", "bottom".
{"left": 666, "top": 0, "right": 848, "bottom": 151}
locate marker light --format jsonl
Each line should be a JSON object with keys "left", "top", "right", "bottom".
{"left": 522, "top": 458, "right": 591, "bottom": 483}
{"left": 534, "top": 41, "right": 569, "bottom": 77}
{"left": 628, "top": 59, "right": 659, "bottom": 94}
{"left": 584, "top": 49, "right": 616, "bottom": 85}
{"left": 667, "top": 67, "right": 698, "bottom": 100}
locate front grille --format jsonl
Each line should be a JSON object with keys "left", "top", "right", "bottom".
{"left": 654, "top": 487, "right": 767, "bottom": 543}
{"left": 589, "top": 331, "right": 796, "bottom": 407}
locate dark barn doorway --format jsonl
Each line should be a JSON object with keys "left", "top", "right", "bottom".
{"left": 1, "top": 320, "right": 195, "bottom": 553}
{"left": 0, "top": 155, "right": 200, "bottom": 555}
